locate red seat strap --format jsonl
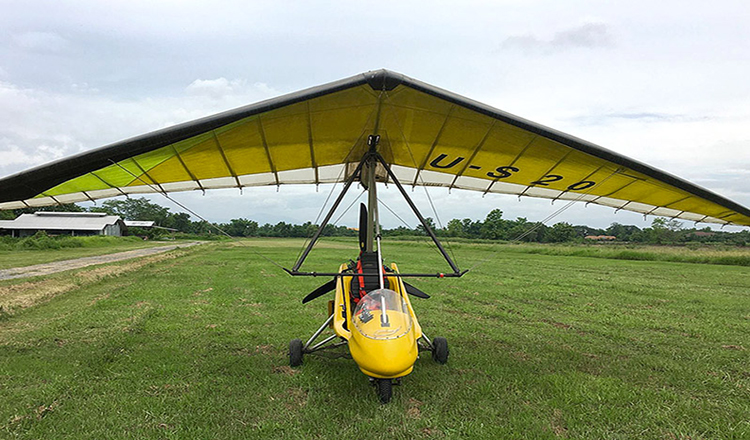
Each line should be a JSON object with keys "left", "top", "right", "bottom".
{"left": 355, "top": 258, "right": 366, "bottom": 304}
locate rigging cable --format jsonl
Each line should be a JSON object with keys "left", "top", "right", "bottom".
{"left": 381, "top": 91, "right": 459, "bottom": 266}
{"left": 376, "top": 195, "right": 450, "bottom": 262}
{"left": 466, "top": 168, "right": 623, "bottom": 272}
{"left": 108, "top": 159, "right": 287, "bottom": 270}
{"left": 294, "top": 99, "right": 383, "bottom": 263}
{"left": 377, "top": 197, "right": 413, "bottom": 230}
{"left": 332, "top": 189, "right": 367, "bottom": 226}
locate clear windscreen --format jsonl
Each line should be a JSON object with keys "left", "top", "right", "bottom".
{"left": 352, "top": 288, "right": 412, "bottom": 340}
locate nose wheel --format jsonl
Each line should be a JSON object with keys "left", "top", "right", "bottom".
{"left": 377, "top": 379, "right": 392, "bottom": 404}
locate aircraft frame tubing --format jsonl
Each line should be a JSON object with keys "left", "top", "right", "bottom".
{"left": 417, "top": 334, "right": 434, "bottom": 352}
{"left": 287, "top": 147, "right": 464, "bottom": 277}
{"left": 303, "top": 313, "right": 335, "bottom": 351}
{"left": 285, "top": 270, "right": 467, "bottom": 278}
{"left": 372, "top": 152, "right": 462, "bottom": 274}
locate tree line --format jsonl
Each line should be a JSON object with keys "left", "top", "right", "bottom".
{"left": 2, "top": 198, "right": 748, "bottom": 245}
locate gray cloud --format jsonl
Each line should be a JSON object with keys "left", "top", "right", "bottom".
{"left": 605, "top": 112, "right": 681, "bottom": 121}
{"left": 568, "top": 111, "right": 712, "bottom": 126}
{"left": 0, "top": 1, "right": 748, "bottom": 230}
{"left": 501, "top": 22, "right": 614, "bottom": 53}
{"left": 552, "top": 22, "right": 613, "bottom": 48}
{"left": 0, "top": 77, "right": 279, "bottom": 177}
{"left": 186, "top": 78, "right": 279, "bottom": 101}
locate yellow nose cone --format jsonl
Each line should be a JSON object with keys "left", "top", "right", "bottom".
{"left": 349, "top": 323, "right": 418, "bottom": 379}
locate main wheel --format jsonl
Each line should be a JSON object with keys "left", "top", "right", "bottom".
{"left": 289, "top": 339, "right": 303, "bottom": 367}
{"left": 377, "top": 379, "right": 392, "bottom": 404}
{"left": 432, "top": 337, "right": 449, "bottom": 364}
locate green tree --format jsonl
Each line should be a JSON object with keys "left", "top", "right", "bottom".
{"left": 415, "top": 217, "right": 437, "bottom": 236}
{"left": 462, "top": 218, "right": 482, "bottom": 238}
{"left": 272, "top": 221, "right": 292, "bottom": 237}
{"left": 293, "top": 221, "right": 317, "bottom": 238}
{"left": 546, "top": 222, "right": 578, "bottom": 243}
{"left": 191, "top": 221, "right": 213, "bottom": 235}
{"left": 164, "top": 212, "right": 193, "bottom": 232}
{"left": 606, "top": 223, "right": 643, "bottom": 241}
{"left": 649, "top": 217, "right": 683, "bottom": 244}
{"left": 383, "top": 226, "right": 414, "bottom": 237}
{"left": 480, "top": 209, "right": 508, "bottom": 240}
{"left": 93, "top": 198, "right": 170, "bottom": 223}
{"left": 445, "top": 219, "right": 465, "bottom": 237}
{"left": 506, "top": 217, "right": 546, "bottom": 242}
{"left": 224, "top": 218, "right": 259, "bottom": 237}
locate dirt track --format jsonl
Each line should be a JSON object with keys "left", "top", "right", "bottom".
{"left": 0, "top": 242, "right": 201, "bottom": 281}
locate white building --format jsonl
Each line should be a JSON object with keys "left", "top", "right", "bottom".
{"left": 0, "top": 212, "right": 126, "bottom": 237}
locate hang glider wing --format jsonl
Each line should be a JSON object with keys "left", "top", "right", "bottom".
{"left": 1, "top": 69, "right": 748, "bottom": 226}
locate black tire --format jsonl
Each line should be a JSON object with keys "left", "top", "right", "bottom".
{"left": 289, "top": 339, "right": 303, "bottom": 367}
{"left": 432, "top": 337, "right": 449, "bottom": 364}
{"left": 377, "top": 379, "right": 392, "bottom": 404}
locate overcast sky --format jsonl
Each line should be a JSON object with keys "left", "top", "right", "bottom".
{"left": 1, "top": 0, "right": 749, "bottom": 231}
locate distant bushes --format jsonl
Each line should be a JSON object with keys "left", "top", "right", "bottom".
{"left": 0, "top": 232, "right": 142, "bottom": 251}
{"left": 504, "top": 242, "right": 750, "bottom": 267}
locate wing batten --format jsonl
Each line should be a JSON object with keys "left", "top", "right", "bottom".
{"left": 521, "top": 150, "right": 574, "bottom": 198}
{"left": 90, "top": 171, "right": 129, "bottom": 198}
{"left": 482, "top": 135, "right": 538, "bottom": 195}
{"left": 41, "top": 193, "right": 63, "bottom": 207}
{"left": 82, "top": 191, "right": 97, "bottom": 204}
{"left": 595, "top": 179, "right": 637, "bottom": 201}
{"left": 0, "top": 72, "right": 374, "bottom": 203}
{"left": 170, "top": 145, "right": 205, "bottom": 193}
{"left": 449, "top": 121, "right": 496, "bottom": 190}
{"left": 664, "top": 196, "right": 692, "bottom": 209}
{"left": 551, "top": 164, "right": 607, "bottom": 203}
{"left": 255, "top": 117, "right": 280, "bottom": 187}
{"left": 306, "top": 101, "right": 320, "bottom": 186}
{"left": 397, "top": 74, "right": 750, "bottom": 221}
{"left": 412, "top": 106, "right": 454, "bottom": 187}
{"left": 0, "top": 69, "right": 748, "bottom": 226}
{"left": 130, "top": 159, "right": 166, "bottom": 194}
{"left": 211, "top": 132, "right": 242, "bottom": 190}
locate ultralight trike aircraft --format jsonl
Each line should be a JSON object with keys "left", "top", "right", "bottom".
{"left": 1, "top": 70, "right": 749, "bottom": 403}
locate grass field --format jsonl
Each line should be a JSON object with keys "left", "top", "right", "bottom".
{"left": 1, "top": 238, "right": 749, "bottom": 439}
{"left": 0, "top": 236, "right": 182, "bottom": 270}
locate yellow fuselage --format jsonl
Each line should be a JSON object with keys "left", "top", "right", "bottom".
{"left": 332, "top": 263, "right": 423, "bottom": 379}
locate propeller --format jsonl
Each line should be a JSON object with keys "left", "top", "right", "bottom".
{"left": 301, "top": 278, "right": 430, "bottom": 303}
{"left": 358, "top": 203, "right": 367, "bottom": 253}
{"left": 301, "top": 279, "right": 337, "bottom": 304}
{"left": 403, "top": 282, "right": 430, "bottom": 299}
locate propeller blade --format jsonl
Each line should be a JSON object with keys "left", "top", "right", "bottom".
{"left": 358, "top": 203, "right": 367, "bottom": 253}
{"left": 302, "top": 279, "right": 337, "bottom": 304}
{"left": 403, "top": 282, "right": 430, "bottom": 299}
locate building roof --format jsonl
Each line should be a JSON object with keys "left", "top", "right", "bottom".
{"left": 694, "top": 231, "right": 716, "bottom": 237}
{"left": 584, "top": 235, "right": 617, "bottom": 240}
{"left": 124, "top": 220, "right": 155, "bottom": 228}
{"left": 0, "top": 212, "right": 124, "bottom": 231}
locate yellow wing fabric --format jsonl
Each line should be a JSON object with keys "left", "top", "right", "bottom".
{"left": 2, "top": 84, "right": 382, "bottom": 206}
{"left": 376, "top": 86, "right": 750, "bottom": 226}
{"left": 0, "top": 69, "right": 748, "bottom": 226}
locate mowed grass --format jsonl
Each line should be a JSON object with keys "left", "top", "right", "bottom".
{"left": 0, "top": 236, "right": 181, "bottom": 270}
{"left": 1, "top": 238, "right": 749, "bottom": 439}
{"left": 496, "top": 242, "right": 750, "bottom": 267}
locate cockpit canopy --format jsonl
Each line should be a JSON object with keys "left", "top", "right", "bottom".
{"left": 352, "top": 289, "right": 412, "bottom": 340}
